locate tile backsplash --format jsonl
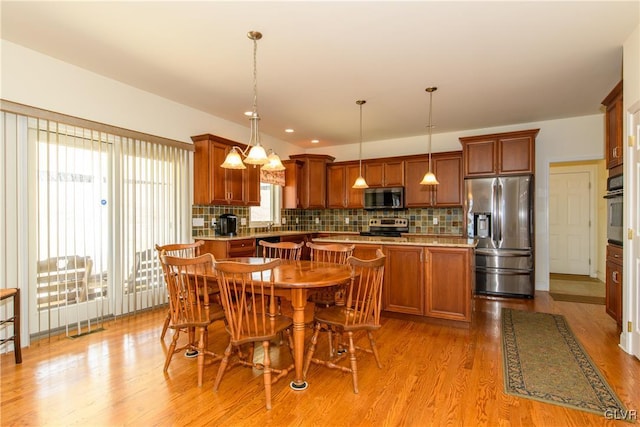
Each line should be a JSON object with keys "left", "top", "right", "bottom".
{"left": 192, "top": 205, "right": 463, "bottom": 237}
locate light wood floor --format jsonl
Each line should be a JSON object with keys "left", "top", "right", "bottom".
{"left": 2, "top": 292, "right": 639, "bottom": 426}
{"left": 549, "top": 273, "right": 606, "bottom": 298}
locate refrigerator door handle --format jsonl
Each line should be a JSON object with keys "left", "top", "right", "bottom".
{"left": 495, "top": 179, "right": 502, "bottom": 244}
{"left": 492, "top": 180, "right": 499, "bottom": 246}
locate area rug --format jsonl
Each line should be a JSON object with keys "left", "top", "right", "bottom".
{"left": 549, "top": 293, "right": 605, "bottom": 305}
{"left": 501, "top": 308, "right": 628, "bottom": 416}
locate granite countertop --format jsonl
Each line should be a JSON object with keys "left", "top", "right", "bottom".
{"left": 312, "top": 234, "right": 477, "bottom": 248}
{"left": 199, "top": 230, "right": 476, "bottom": 248}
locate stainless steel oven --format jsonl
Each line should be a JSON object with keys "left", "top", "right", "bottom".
{"left": 604, "top": 174, "right": 623, "bottom": 246}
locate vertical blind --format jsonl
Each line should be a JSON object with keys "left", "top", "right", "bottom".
{"left": 1, "top": 106, "right": 191, "bottom": 344}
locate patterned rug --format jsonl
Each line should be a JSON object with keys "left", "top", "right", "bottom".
{"left": 501, "top": 308, "right": 628, "bottom": 416}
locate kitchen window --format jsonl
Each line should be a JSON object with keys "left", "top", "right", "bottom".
{"left": 250, "top": 183, "right": 281, "bottom": 227}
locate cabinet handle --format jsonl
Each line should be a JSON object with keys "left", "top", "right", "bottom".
{"left": 612, "top": 271, "right": 619, "bottom": 284}
{"left": 613, "top": 147, "right": 618, "bottom": 158}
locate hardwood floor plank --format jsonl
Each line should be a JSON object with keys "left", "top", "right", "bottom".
{"left": 2, "top": 292, "right": 639, "bottom": 426}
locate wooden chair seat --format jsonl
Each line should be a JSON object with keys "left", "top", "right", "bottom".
{"left": 312, "top": 306, "right": 381, "bottom": 332}
{"left": 0, "top": 288, "right": 21, "bottom": 364}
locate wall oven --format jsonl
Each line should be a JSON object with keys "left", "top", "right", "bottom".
{"left": 604, "top": 174, "right": 623, "bottom": 246}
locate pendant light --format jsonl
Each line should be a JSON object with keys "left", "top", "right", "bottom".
{"left": 420, "top": 87, "right": 440, "bottom": 185}
{"left": 352, "top": 100, "right": 369, "bottom": 189}
{"left": 221, "top": 31, "right": 285, "bottom": 171}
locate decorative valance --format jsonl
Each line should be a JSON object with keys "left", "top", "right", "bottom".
{"left": 260, "top": 169, "right": 285, "bottom": 186}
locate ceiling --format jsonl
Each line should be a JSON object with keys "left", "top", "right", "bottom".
{"left": 1, "top": 1, "right": 638, "bottom": 149}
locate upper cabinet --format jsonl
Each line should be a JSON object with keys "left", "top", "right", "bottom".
{"left": 326, "top": 162, "right": 364, "bottom": 208}
{"left": 404, "top": 152, "right": 463, "bottom": 207}
{"left": 364, "top": 159, "right": 405, "bottom": 187}
{"left": 283, "top": 159, "right": 304, "bottom": 209}
{"left": 602, "top": 81, "right": 623, "bottom": 169}
{"left": 192, "top": 133, "right": 260, "bottom": 206}
{"left": 459, "top": 129, "right": 539, "bottom": 178}
{"left": 288, "top": 154, "right": 335, "bottom": 209}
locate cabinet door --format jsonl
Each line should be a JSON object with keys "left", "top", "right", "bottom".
{"left": 225, "top": 166, "right": 245, "bottom": 205}
{"left": 306, "top": 158, "right": 329, "bottom": 208}
{"left": 425, "top": 247, "right": 472, "bottom": 322}
{"left": 605, "top": 259, "right": 622, "bottom": 328}
{"left": 603, "top": 82, "right": 623, "bottom": 169}
{"left": 432, "top": 154, "right": 462, "bottom": 206}
{"left": 283, "top": 160, "right": 302, "bottom": 209}
{"left": 383, "top": 246, "right": 424, "bottom": 315}
{"left": 211, "top": 143, "right": 234, "bottom": 204}
{"left": 404, "top": 157, "right": 432, "bottom": 207}
{"left": 364, "top": 162, "right": 384, "bottom": 187}
{"left": 353, "top": 244, "right": 383, "bottom": 260}
{"left": 384, "top": 161, "right": 405, "bottom": 186}
{"left": 346, "top": 164, "right": 364, "bottom": 208}
{"left": 462, "top": 139, "right": 497, "bottom": 177}
{"left": 498, "top": 135, "right": 534, "bottom": 175}
{"left": 244, "top": 165, "right": 261, "bottom": 206}
{"left": 326, "top": 164, "right": 347, "bottom": 208}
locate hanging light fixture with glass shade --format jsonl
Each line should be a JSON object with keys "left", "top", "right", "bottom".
{"left": 420, "top": 86, "right": 440, "bottom": 185}
{"left": 220, "top": 31, "right": 285, "bottom": 171}
{"left": 352, "top": 99, "right": 369, "bottom": 189}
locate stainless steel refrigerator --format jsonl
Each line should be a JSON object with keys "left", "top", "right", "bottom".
{"left": 465, "top": 175, "right": 534, "bottom": 298}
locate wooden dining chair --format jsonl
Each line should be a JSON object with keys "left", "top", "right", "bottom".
{"left": 258, "top": 240, "right": 303, "bottom": 261}
{"left": 213, "top": 258, "right": 294, "bottom": 410}
{"left": 306, "top": 242, "right": 355, "bottom": 307}
{"left": 0, "top": 288, "right": 22, "bottom": 364}
{"left": 303, "top": 249, "right": 386, "bottom": 394}
{"left": 155, "top": 241, "right": 205, "bottom": 340}
{"left": 160, "top": 252, "right": 224, "bottom": 387}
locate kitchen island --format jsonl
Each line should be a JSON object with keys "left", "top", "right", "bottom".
{"left": 314, "top": 234, "right": 477, "bottom": 324}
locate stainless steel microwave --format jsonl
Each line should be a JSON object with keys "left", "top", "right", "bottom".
{"left": 363, "top": 187, "right": 405, "bottom": 210}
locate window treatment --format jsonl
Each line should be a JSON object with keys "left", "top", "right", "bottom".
{"left": 1, "top": 105, "right": 191, "bottom": 341}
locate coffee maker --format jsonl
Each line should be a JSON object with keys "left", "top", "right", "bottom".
{"left": 218, "top": 213, "right": 238, "bottom": 236}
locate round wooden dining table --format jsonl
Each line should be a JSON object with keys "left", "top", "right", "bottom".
{"left": 220, "top": 257, "right": 352, "bottom": 391}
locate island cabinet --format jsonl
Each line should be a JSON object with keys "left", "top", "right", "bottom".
{"left": 383, "top": 245, "right": 425, "bottom": 316}
{"left": 364, "top": 159, "right": 404, "bottom": 187}
{"left": 404, "top": 151, "right": 463, "bottom": 207}
{"left": 288, "top": 154, "right": 335, "bottom": 209}
{"left": 201, "top": 238, "right": 257, "bottom": 260}
{"left": 605, "top": 244, "right": 623, "bottom": 331}
{"left": 191, "top": 133, "right": 260, "bottom": 206}
{"left": 352, "top": 243, "right": 383, "bottom": 260}
{"left": 602, "top": 81, "right": 623, "bottom": 169}
{"left": 459, "top": 129, "right": 539, "bottom": 178}
{"left": 326, "top": 162, "right": 365, "bottom": 208}
{"left": 424, "top": 247, "right": 473, "bottom": 322}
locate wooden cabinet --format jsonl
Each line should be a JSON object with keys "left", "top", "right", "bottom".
{"left": 605, "top": 244, "right": 623, "bottom": 330}
{"left": 364, "top": 159, "right": 404, "bottom": 187}
{"left": 326, "top": 163, "right": 364, "bottom": 208}
{"left": 404, "top": 152, "right": 463, "bottom": 207}
{"left": 383, "top": 245, "right": 424, "bottom": 316}
{"left": 602, "top": 81, "right": 623, "bottom": 169}
{"left": 201, "top": 238, "right": 257, "bottom": 260}
{"left": 288, "top": 154, "right": 335, "bottom": 209}
{"left": 191, "top": 134, "right": 260, "bottom": 206}
{"left": 352, "top": 243, "right": 383, "bottom": 260}
{"left": 425, "top": 247, "right": 473, "bottom": 322}
{"left": 460, "top": 129, "right": 539, "bottom": 178}
{"left": 283, "top": 160, "right": 303, "bottom": 209}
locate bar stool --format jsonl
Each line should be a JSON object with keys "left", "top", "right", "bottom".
{"left": 0, "top": 288, "right": 22, "bottom": 364}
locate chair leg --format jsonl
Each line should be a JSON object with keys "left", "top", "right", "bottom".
{"left": 262, "top": 340, "right": 272, "bottom": 410}
{"left": 302, "top": 323, "right": 321, "bottom": 379}
{"left": 163, "top": 330, "right": 179, "bottom": 372}
{"left": 347, "top": 331, "right": 359, "bottom": 394}
{"left": 213, "top": 342, "right": 233, "bottom": 391}
{"left": 160, "top": 309, "right": 171, "bottom": 339}
{"left": 13, "top": 289, "right": 22, "bottom": 364}
{"left": 197, "top": 326, "right": 206, "bottom": 387}
{"left": 368, "top": 331, "right": 382, "bottom": 369}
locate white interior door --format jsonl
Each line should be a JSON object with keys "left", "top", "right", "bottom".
{"left": 628, "top": 106, "right": 640, "bottom": 360}
{"left": 549, "top": 170, "right": 591, "bottom": 275}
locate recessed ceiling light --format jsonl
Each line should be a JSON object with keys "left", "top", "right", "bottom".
{"left": 311, "top": 139, "right": 320, "bottom": 144}
{"left": 285, "top": 128, "right": 294, "bottom": 133}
